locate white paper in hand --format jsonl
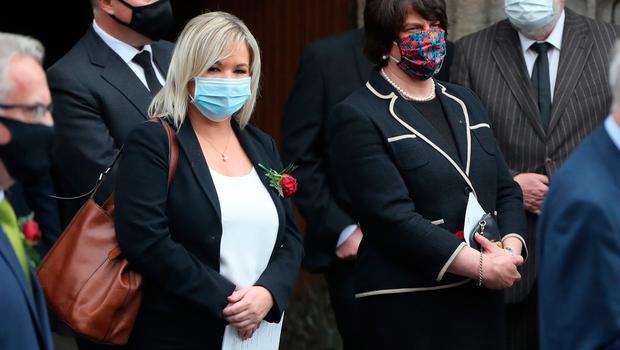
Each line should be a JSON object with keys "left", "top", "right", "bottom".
{"left": 463, "top": 192, "right": 486, "bottom": 247}
{"left": 221, "top": 314, "right": 284, "bottom": 350}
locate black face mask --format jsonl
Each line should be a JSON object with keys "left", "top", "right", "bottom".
{"left": 111, "top": 0, "right": 174, "bottom": 41}
{"left": 0, "top": 116, "right": 54, "bottom": 184}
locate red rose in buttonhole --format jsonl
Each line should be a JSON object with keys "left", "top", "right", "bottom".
{"left": 279, "top": 174, "right": 298, "bottom": 198}
{"left": 22, "top": 219, "right": 41, "bottom": 244}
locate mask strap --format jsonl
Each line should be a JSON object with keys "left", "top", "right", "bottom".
{"left": 116, "top": 0, "right": 135, "bottom": 10}
{"left": 389, "top": 41, "right": 402, "bottom": 64}
{"left": 189, "top": 77, "right": 200, "bottom": 102}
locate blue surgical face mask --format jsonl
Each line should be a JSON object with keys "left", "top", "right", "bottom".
{"left": 505, "top": 0, "right": 556, "bottom": 34}
{"left": 191, "top": 77, "right": 251, "bottom": 122}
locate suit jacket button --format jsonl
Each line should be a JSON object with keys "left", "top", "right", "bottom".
{"left": 545, "top": 157, "right": 553, "bottom": 165}
{"left": 464, "top": 187, "right": 471, "bottom": 195}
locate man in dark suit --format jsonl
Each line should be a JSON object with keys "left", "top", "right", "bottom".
{"left": 538, "top": 44, "right": 620, "bottom": 350}
{"left": 0, "top": 32, "right": 54, "bottom": 350}
{"left": 281, "top": 28, "right": 453, "bottom": 349}
{"left": 281, "top": 29, "right": 372, "bottom": 349}
{"left": 48, "top": 1, "right": 174, "bottom": 349}
{"left": 48, "top": 0, "right": 174, "bottom": 227}
{"left": 450, "top": 1, "right": 620, "bottom": 349}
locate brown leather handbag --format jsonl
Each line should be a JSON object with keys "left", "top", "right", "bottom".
{"left": 37, "top": 118, "right": 178, "bottom": 345}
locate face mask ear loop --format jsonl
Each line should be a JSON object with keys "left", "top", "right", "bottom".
{"left": 389, "top": 41, "right": 402, "bottom": 64}
{"left": 189, "top": 77, "right": 198, "bottom": 103}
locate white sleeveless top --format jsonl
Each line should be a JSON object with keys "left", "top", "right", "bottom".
{"left": 209, "top": 167, "right": 279, "bottom": 288}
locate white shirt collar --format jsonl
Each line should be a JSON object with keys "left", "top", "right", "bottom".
{"left": 604, "top": 116, "right": 620, "bottom": 151}
{"left": 518, "top": 10, "right": 565, "bottom": 54}
{"left": 92, "top": 20, "right": 153, "bottom": 64}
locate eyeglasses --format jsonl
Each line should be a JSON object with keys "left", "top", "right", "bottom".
{"left": 0, "top": 102, "right": 53, "bottom": 121}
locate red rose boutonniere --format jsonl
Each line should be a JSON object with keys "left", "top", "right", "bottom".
{"left": 17, "top": 213, "right": 42, "bottom": 268}
{"left": 259, "top": 163, "right": 299, "bottom": 198}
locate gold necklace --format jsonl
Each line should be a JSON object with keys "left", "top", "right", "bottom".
{"left": 202, "top": 131, "right": 232, "bottom": 162}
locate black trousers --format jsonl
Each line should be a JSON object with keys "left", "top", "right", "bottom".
{"left": 505, "top": 284, "right": 539, "bottom": 350}
{"left": 324, "top": 258, "right": 359, "bottom": 350}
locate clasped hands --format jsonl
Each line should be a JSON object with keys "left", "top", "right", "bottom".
{"left": 222, "top": 286, "right": 274, "bottom": 340}
{"left": 475, "top": 233, "right": 524, "bottom": 289}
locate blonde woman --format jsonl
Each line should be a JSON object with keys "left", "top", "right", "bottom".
{"left": 114, "top": 12, "right": 303, "bottom": 349}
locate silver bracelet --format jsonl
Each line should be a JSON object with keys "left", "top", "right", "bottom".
{"left": 476, "top": 251, "right": 484, "bottom": 287}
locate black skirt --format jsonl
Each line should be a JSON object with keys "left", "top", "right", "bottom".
{"left": 355, "top": 281, "right": 505, "bottom": 350}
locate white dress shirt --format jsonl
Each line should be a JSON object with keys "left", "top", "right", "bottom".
{"left": 518, "top": 10, "right": 565, "bottom": 102}
{"left": 92, "top": 20, "right": 165, "bottom": 90}
{"left": 337, "top": 224, "right": 358, "bottom": 248}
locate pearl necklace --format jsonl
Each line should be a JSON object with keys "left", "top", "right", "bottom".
{"left": 380, "top": 68, "right": 436, "bottom": 102}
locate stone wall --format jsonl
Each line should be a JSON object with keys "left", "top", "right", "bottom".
{"left": 356, "top": 0, "right": 620, "bottom": 40}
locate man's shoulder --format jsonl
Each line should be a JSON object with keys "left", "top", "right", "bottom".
{"left": 47, "top": 29, "right": 100, "bottom": 78}
{"left": 305, "top": 29, "right": 362, "bottom": 57}
{"left": 562, "top": 9, "right": 620, "bottom": 52}
{"left": 567, "top": 9, "right": 620, "bottom": 37}
{"left": 456, "top": 20, "right": 506, "bottom": 48}
{"left": 152, "top": 39, "right": 175, "bottom": 53}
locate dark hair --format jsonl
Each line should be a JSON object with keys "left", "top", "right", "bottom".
{"left": 364, "top": 0, "right": 447, "bottom": 66}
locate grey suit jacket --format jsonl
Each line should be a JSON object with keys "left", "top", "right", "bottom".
{"left": 451, "top": 8, "right": 620, "bottom": 302}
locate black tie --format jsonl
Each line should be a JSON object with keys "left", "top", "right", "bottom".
{"left": 132, "top": 51, "right": 162, "bottom": 95}
{"left": 530, "top": 42, "right": 552, "bottom": 129}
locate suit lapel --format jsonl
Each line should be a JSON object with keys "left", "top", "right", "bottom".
{"left": 491, "top": 21, "right": 546, "bottom": 140}
{"left": 0, "top": 232, "right": 45, "bottom": 346}
{"left": 366, "top": 73, "right": 479, "bottom": 195}
{"left": 548, "top": 10, "right": 592, "bottom": 134}
{"left": 152, "top": 41, "right": 172, "bottom": 78}
{"left": 233, "top": 122, "right": 286, "bottom": 238}
{"left": 437, "top": 83, "right": 471, "bottom": 170}
{"left": 85, "top": 27, "right": 152, "bottom": 120}
{"left": 175, "top": 119, "right": 286, "bottom": 239}
{"left": 176, "top": 119, "right": 222, "bottom": 221}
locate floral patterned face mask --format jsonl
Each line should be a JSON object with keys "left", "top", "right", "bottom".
{"left": 390, "top": 27, "right": 447, "bottom": 80}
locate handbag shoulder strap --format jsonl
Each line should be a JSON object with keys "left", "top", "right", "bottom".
{"left": 148, "top": 117, "right": 179, "bottom": 187}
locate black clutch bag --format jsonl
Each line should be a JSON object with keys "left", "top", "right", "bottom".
{"left": 468, "top": 212, "right": 502, "bottom": 251}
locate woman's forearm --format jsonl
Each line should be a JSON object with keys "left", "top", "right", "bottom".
{"left": 446, "top": 246, "right": 481, "bottom": 280}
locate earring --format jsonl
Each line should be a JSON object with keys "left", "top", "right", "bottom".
{"left": 381, "top": 55, "right": 388, "bottom": 60}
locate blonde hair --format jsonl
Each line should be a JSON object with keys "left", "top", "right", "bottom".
{"left": 148, "top": 11, "right": 261, "bottom": 128}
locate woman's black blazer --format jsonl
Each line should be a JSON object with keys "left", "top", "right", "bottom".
{"left": 114, "top": 118, "right": 303, "bottom": 348}
{"left": 328, "top": 70, "right": 527, "bottom": 298}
